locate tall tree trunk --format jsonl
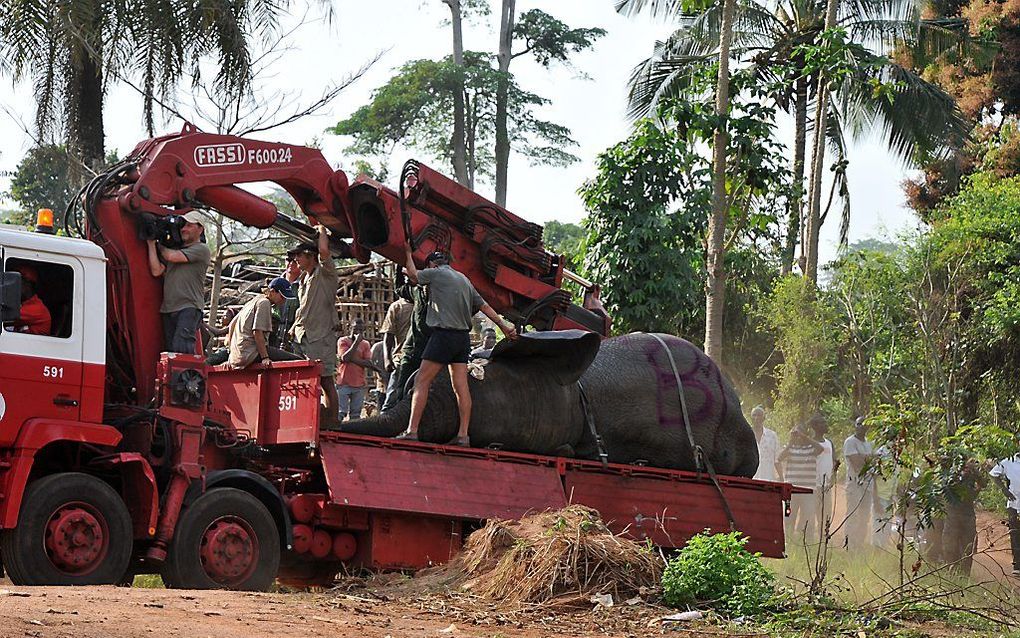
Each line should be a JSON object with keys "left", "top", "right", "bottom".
{"left": 494, "top": 0, "right": 516, "bottom": 206}
{"left": 65, "top": 39, "right": 105, "bottom": 175}
{"left": 804, "top": 0, "right": 840, "bottom": 285}
{"left": 703, "top": 0, "right": 738, "bottom": 365}
{"left": 781, "top": 76, "right": 809, "bottom": 276}
{"left": 444, "top": 0, "right": 469, "bottom": 186}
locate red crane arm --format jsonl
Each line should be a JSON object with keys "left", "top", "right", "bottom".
{"left": 81, "top": 124, "right": 609, "bottom": 404}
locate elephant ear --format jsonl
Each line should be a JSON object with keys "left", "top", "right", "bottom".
{"left": 489, "top": 329, "right": 601, "bottom": 386}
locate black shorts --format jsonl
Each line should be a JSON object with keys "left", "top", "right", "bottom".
{"left": 422, "top": 328, "right": 471, "bottom": 364}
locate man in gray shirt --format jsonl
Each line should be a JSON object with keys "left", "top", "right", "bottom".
{"left": 146, "top": 211, "right": 211, "bottom": 353}
{"left": 288, "top": 226, "right": 341, "bottom": 429}
{"left": 398, "top": 246, "right": 517, "bottom": 445}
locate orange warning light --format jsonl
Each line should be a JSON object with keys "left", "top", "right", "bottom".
{"left": 35, "top": 208, "right": 54, "bottom": 234}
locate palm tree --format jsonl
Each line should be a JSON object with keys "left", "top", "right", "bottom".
{"left": 0, "top": 0, "right": 292, "bottom": 172}
{"left": 617, "top": 0, "right": 740, "bottom": 365}
{"left": 620, "top": 0, "right": 969, "bottom": 277}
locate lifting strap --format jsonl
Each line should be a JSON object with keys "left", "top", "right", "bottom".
{"left": 577, "top": 381, "right": 609, "bottom": 469}
{"left": 645, "top": 333, "right": 737, "bottom": 531}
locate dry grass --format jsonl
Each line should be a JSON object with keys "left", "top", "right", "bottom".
{"left": 436, "top": 506, "right": 663, "bottom": 606}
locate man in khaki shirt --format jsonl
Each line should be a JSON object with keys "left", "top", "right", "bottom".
{"left": 379, "top": 296, "right": 412, "bottom": 407}
{"left": 225, "top": 278, "right": 300, "bottom": 368}
{"left": 288, "top": 226, "right": 341, "bottom": 428}
{"left": 146, "top": 211, "right": 211, "bottom": 354}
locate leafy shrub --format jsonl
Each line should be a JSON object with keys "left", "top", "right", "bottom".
{"left": 662, "top": 530, "right": 775, "bottom": 616}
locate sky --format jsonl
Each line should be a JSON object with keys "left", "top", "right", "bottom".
{"left": 0, "top": 0, "right": 922, "bottom": 265}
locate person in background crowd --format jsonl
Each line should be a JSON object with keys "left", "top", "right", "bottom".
{"left": 146, "top": 210, "right": 210, "bottom": 353}
{"left": 288, "top": 226, "right": 340, "bottom": 428}
{"left": 223, "top": 278, "right": 301, "bottom": 369}
{"left": 810, "top": 413, "right": 839, "bottom": 535}
{"left": 471, "top": 327, "right": 499, "bottom": 359}
{"left": 369, "top": 339, "right": 388, "bottom": 415}
{"left": 872, "top": 443, "right": 897, "bottom": 547}
{"left": 335, "top": 318, "right": 378, "bottom": 422}
{"left": 379, "top": 291, "right": 412, "bottom": 408}
{"left": 200, "top": 307, "right": 237, "bottom": 353}
{"left": 779, "top": 421, "right": 824, "bottom": 544}
{"left": 381, "top": 273, "right": 431, "bottom": 411}
{"left": 398, "top": 247, "right": 517, "bottom": 445}
{"left": 751, "top": 405, "right": 780, "bottom": 482}
{"left": 11, "top": 264, "right": 51, "bottom": 335}
{"left": 990, "top": 435, "right": 1020, "bottom": 576}
{"left": 844, "top": 416, "right": 877, "bottom": 548}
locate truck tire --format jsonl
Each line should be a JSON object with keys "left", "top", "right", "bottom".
{"left": 0, "top": 472, "right": 133, "bottom": 585}
{"left": 162, "top": 488, "right": 280, "bottom": 591}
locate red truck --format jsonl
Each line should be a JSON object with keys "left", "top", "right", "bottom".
{"left": 0, "top": 125, "right": 796, "bottom": 590}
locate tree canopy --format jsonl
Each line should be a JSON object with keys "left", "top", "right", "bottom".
{"left": 332, "top": 52, "right": 578, "bottom": 189}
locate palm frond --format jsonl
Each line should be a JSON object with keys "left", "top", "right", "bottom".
{"left": 615, "top": 0, "right": 688, "bottom": 18}
{"left": 834, "top": 55, "right": 971, "bottom": 164}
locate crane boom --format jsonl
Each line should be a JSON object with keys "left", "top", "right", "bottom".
{"left": 72, "top": 124, "right": 609, "bottom": 404}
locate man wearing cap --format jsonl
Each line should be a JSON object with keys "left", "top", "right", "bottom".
{"left": 12, "top": 264, "right": 51, "bottom": 335}
{"left": 224, "top": 278, "right": 302, "bottom": 369}
{"left": 146, "top": 211, "right": 211, "bottom": 354}
{"left": 399, "top": 246, "right": 518, "bottom": 446}
{"left": 288, "top": 225, "right": 341, "bottom": 428}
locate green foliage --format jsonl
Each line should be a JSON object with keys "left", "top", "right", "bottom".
{"left": 512, "top": 10, "right": 606, "bottom": 68}
{"left": 0, "top": 0, "right": 291, "bottom": 143}
{"left": 579, "top": 64, "right": 790, "bottom": 338}
{"left": 541, "top": 220, "right": 585, "bottom": 269}
{"left": 331, "top": 52, "right": 578, "bottom": 186}
{"left": 578, "top": 119, "right": 708, "bottom": 336}
{"left": 662, "top": 531, "right": 775, "bottom": 617}
{"left": 7, "top": 144, "right": 75, "bottom": 229}
{"left": 760, "top": 276, "right": 840, "bottom": 429}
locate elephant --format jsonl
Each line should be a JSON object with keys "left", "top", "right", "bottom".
{"left": 340, "top": 330, "right": 759, "bottom": 478}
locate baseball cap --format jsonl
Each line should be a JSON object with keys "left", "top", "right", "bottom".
{"left": 426, "top": 250, "right": 449, "bottom": 264}
{"left": 287, "top": 242, "right": 318, "bottom": 259}
{"left": 182, "top": 211, "right": 206, "bottom": 226}
{"left": 266, "top": 277, "right": 296, "bottom": 298}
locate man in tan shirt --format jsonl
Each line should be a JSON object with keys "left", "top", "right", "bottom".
{"left": 289, "top": 226, "right": 341, "bottom": 428}
{"left": 225, "top": 278, "right": 300, "bottom": 368}
{"left": 379, "top": 295, "right": 412, "bottom": 407}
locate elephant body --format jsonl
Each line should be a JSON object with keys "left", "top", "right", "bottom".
{"left": 341, "top": 331, "right": 759, "bottom": 478}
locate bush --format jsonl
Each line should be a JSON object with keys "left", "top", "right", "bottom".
{"left": 662, "top": 530, "right": 775, "bottom": 616}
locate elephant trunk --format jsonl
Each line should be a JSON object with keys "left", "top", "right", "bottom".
{"left": 340, "top": 396, "right": 411, "bottom": 437}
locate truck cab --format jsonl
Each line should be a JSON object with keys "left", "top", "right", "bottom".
{"left": 0, "top": 225, "right": 108, "bottom": 440}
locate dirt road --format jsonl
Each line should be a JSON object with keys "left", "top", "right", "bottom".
{"left": 0, "top": 585, "right": 669, "bottom": 638}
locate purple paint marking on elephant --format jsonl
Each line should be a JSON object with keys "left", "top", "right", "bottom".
{"left": 643, "top": 335, "right": 718, "bottom": 430}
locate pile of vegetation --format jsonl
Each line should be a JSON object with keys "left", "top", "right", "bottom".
{"left": 438, "top": 506, "right": 662, "bottom": 605}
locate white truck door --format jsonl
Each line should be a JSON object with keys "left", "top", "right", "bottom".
{"left": 0, "top": 248, "right": 86, "bottom": 430}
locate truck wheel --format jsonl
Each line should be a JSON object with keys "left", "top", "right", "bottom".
{"left": 162, "top": 488, "right": 280, "bottom": 591}
{"left": 0, "top": 473, "right": 132, "bottom": 585}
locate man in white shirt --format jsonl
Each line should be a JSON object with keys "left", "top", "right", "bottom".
{"left": 751, "top": 405, "right": 780, "bottom": 482}
{"left": 843, "top": 416, "right": 876, "bottom": 549}
{"left": 810, "top": 414, "right": 838, "bottom": 535}
{"left": 989, "top": 440, "right": 1020, "bottom": 576}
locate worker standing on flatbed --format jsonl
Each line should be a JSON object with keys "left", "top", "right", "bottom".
{"left": 398, "top": 246, "right": 517, "bottom": 445}
{"left": 289, "top": 225, "right": 341, "bottom": 429}
{"left": 146, "top": 210, "right": 211, "bottom": 354}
